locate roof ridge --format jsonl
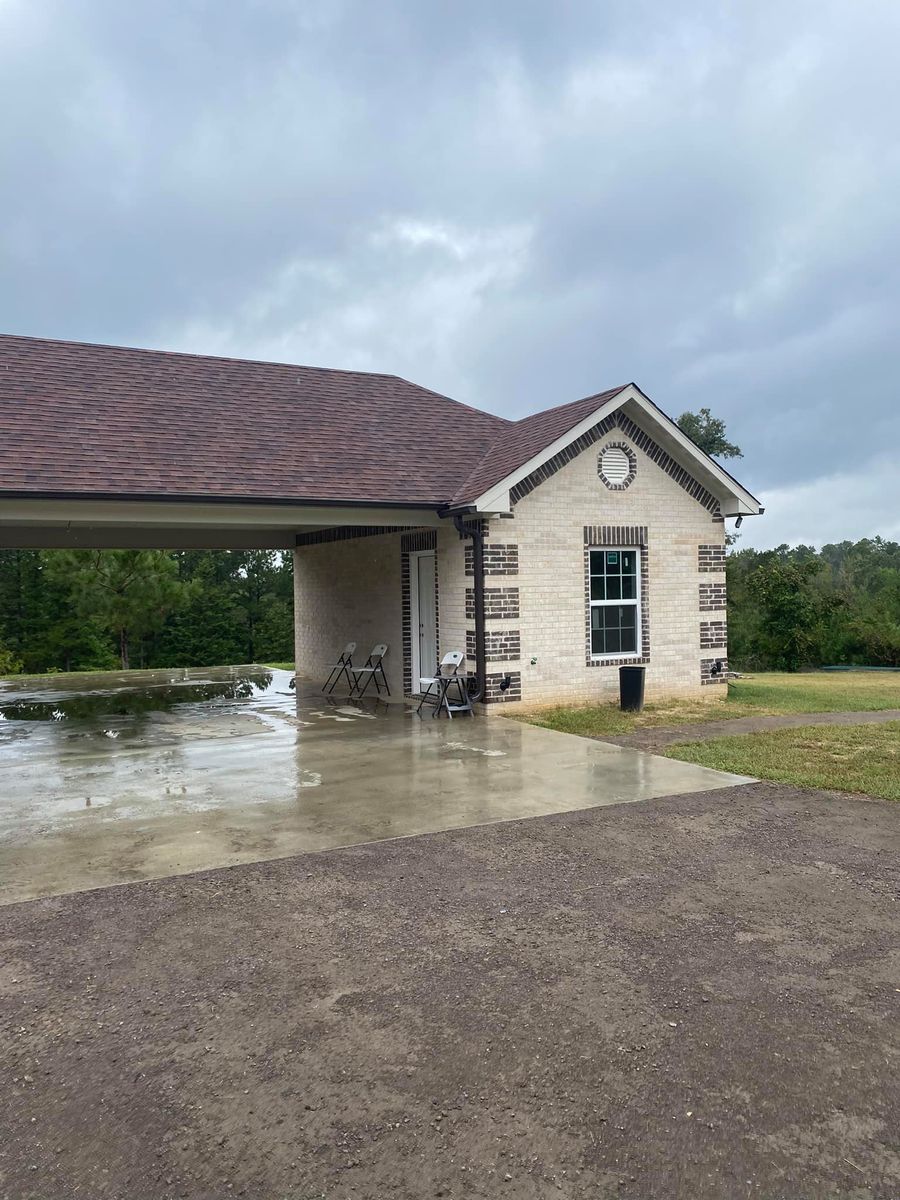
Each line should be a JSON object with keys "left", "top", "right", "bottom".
{"left": 0, "top": 332, "right": 411, "bottom": 386}
{"left": 0, "top": 332, "right": 516, "bottom": 428}
{"left": 512, "top": 383, "right": 631, "bottom": 426}
{"left": 389, "top": 375, "right": 512, "bottom": 427}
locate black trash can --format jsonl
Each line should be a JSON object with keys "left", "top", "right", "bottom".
{"left": 619, "top": 665, "right": 645, "bottom": 712}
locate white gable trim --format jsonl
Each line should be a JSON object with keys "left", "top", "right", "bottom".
{"left": 466, "top": 384, "right": 763, "bottom": 517}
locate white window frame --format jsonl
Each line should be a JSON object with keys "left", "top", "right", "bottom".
{"left": 588, "top": 546, "right": 642, "bottom": 659}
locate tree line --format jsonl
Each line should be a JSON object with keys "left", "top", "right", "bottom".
{"left": 673, "top": 410, "right": 900, "bottom": 671}
{"left": 0, "top": 549, "right": 293, "bottom": 675}
{"left": 727, "top": 538, "right": 900, "bottom": 671}
{"left": 3, "top": 537, "right": 897, "bottom": 678}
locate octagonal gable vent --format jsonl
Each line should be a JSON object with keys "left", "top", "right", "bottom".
{"left": 598, "top": 442, "right": 637, "bottom": 490}
{"left": 600, "top": 447, "right": 630, "bottom": 482}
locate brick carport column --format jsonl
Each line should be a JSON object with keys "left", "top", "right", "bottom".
{"left": 293, "top": 546, "right": 303, "bottom": 678}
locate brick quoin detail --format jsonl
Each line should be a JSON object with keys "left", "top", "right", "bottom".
{"left": 699, "top": 582, "right": 727, "bottom": 611}
{"left": 464, "top": 543, "right": 519, "bottom": 576}
{"left": 700, "top": 620, "right": 728, "bottom": 650}
{"left": 465, "top": 587, "right": 520, "bottom": 621}
{"left": 483, "top": 670, "right": 522, "bottom": 703}
{"left": 466, "top": 629, "right": 521, "bottom": 663}
{"left": 698, "top": 543, "right": 726, "bottom": 572}
{"left": 701, "top": 657, "right": 728, "bottom": 685}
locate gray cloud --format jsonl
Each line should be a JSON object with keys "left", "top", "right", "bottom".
{"left": 2, "top": 0, "right": 898, "bottom": 546}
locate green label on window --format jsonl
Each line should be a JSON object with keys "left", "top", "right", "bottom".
{"left": 607, "top": 551, "right": 619, "bottom": 565}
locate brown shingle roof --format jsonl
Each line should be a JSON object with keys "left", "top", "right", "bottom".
{"left": 0, "top": 335, "right": 633, "bottom": 509}
{"left": 451, "top": 385, "right": 628, "bottom": 504}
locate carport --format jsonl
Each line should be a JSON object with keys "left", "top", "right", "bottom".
{"left": 0, "top": 490, "right": 454, "bottom": 697}
{"left": 0, "top": 334, "right": 506, "bottom": 699}
{"left": 0, "top": 335, "right": 752, "bottom": 905}
{"left": 0, "top": 479, "right": 750, "bottom": 908}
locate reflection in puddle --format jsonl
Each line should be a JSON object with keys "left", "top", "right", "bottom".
{"left": 0, "top": 670, "right": 273, "bottom": 722}
{"left": 444, "top": 742, "right": 506, "bottom": 757}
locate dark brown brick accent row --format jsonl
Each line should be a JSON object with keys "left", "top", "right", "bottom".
{"left": 701, "top": 657, "right": 728, "bottom": 685}
{"left": 616, "top": 413, "right": 721, "bottom": 515}
{"left": 698, "top": 543, "right": 726, "bottom": 572}
{"left": 297, "top": 525, "right": 412, "bottom": 547}
{"left": 699, "top": 582, "right": 727, "bottom": 611}
{"left": 583, "top": 524, "right": 648, "bottom": 548}
{"left": 466, "top": 629, "right": 521, "bottom": 663}
{"left": 597, "top": 440, "right": 637, "bottom": 490}
{"left": 401, "top": 531, "right": 439, "bottom": 695}
{"left": 483, "top": 671, "right": 522, "bottom": 703}
{"left": 464, "top": 543, "right": 519, "bottom": 576}
{"left": 510, "top": 413, "right": 618, "bottom": 503}
{"left": 466, "top": 587, "right": 520, "bottom": 621}
{"left": 584, "top": 528, "right": 650, "bottom": 667}
{"left": 700, "top": 620, "right": 728, "bottom": 650}
{"left": 511, "top": 410, "right": 722, "bottom": 518}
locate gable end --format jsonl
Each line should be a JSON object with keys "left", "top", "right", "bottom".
{"left": 510, "top": 410, "right": 722, "bottom": 518}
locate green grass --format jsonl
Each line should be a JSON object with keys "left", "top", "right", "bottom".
{"left": 262, "top": 662, "right": 295, "bottom": 671}
{"left": 666, "top": 722, "right": 900, "bottom": 801}
{"left": 517, "top": 671, "right": 900, "bottom": 737}
{"left": 727, "top": 671, "right": 900, "bottom": 714}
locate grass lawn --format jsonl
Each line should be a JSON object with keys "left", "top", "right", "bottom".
{"left": 666, "top": 722, "right": 900, "bottom": 801}
{"left": 518, "top": 671, "right": 900, "bottom": 737}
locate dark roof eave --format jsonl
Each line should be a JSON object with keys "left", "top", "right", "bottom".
{"left": 0, "top": 488, "right": 451, "bottom": 511}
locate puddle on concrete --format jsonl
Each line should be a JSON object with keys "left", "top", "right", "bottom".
{"left": 0, "top": 668, "right": 274, "bottom": 722}
{"left": 0, "top": 663, "right": 755, "bottom": 905}
{"left": 444, "top": 741, "right": 506, "bottom": 757}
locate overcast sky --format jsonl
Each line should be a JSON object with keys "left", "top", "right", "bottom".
{"left": 2, "top": 0, "right": 898, "bottom": 548}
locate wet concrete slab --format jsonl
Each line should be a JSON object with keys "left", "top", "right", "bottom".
{"left": 0, "top": 666, "right": 753, "bottom": 904}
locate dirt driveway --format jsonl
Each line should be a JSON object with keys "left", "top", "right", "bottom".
{"left": 1, "top": 782, "right": 898, "bottom": 1199}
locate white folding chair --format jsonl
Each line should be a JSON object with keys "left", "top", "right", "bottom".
{"left": 350, "top": 644, "right": 390, "bottom": 699}
{"left": 417, "top": 650, "right": 472, "bottom": 718}
{"left": 321, "top": 642, "right": 357, "bottom": 694}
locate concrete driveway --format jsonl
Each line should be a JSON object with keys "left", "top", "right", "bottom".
{"left": 0, "top": 666, "right": 751, "bottom": 904}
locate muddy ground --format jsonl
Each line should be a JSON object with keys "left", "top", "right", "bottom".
{"left": 1, "top": 781, "right": 898, "bottom": 1200}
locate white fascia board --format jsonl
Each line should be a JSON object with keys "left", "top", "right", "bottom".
{"left": 469, "top": 384, "right": 763, "bottom": 517}
{"left": 0, "top": 498, "right": 444, "bottom": 530}
{"left": 628, "top": 391, "right": 763, "bottom": 516}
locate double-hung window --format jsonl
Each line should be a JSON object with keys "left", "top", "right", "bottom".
{"left": 589, "top": 547, "right": 641, "bottom": 657}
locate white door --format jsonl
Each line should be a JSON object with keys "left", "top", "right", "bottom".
{"left": 413, "top": 551, "right": 437, "bottom": 688}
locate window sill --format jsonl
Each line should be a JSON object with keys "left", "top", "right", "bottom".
{"left": 586, "top": 654, "right": 649, "bottom": 668}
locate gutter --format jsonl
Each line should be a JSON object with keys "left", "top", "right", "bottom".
{"left": 452, "top": 514, "right": 486, "bottom": 702}
{"left": 0, "top": 489, "right": 448, "bottom": 510}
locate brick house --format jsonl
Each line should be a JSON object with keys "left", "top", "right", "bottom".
{"left": 0, "top": 335, "right": 762, "bottom": 706}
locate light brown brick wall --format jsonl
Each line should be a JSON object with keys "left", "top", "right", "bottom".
{"left": 501, "top": 433, "right": 726, "bottom": 706}
{"left": 290, "top": 429, "right": 726, "bottom": 705}
{"left": 293, "top": 533, "right": 404, "bottom": 695}
{"left": 292, "top": 525, "right": 468, "bottom": 697}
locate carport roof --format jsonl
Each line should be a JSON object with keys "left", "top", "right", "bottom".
{"left": 0, "top": 334, "right": 760, "bottom": 515}
{"left": 0, "top": 335, "right": 511, "bottom": 507}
